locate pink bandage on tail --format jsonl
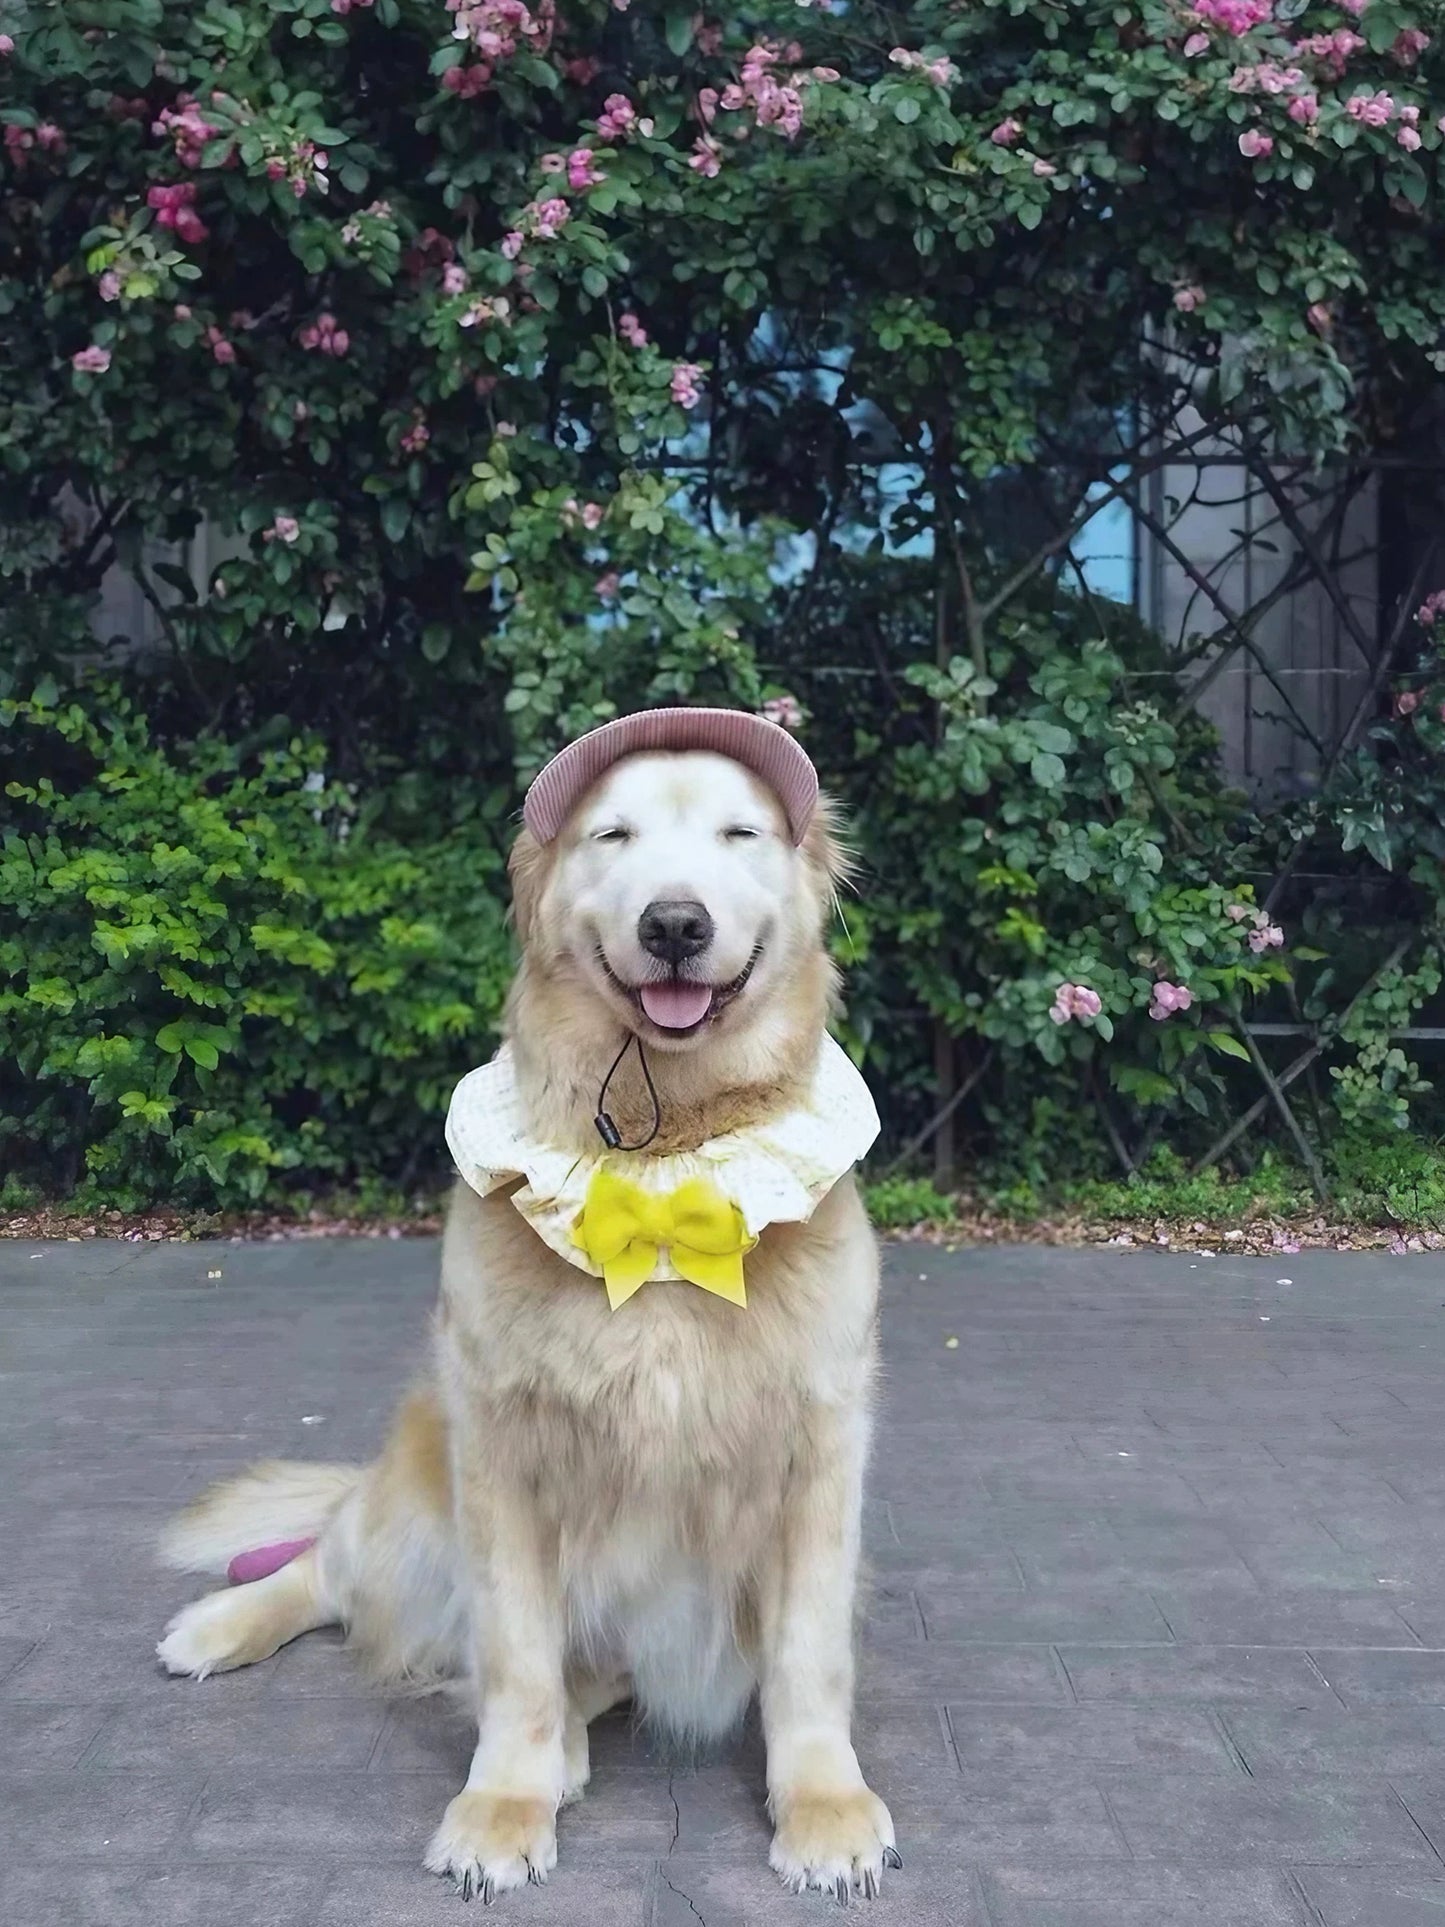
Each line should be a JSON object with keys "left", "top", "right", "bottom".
{"left": 227, "top": 1537, "right": 316, "bottom": 1586}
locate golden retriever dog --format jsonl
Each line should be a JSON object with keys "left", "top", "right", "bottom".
{"left": 156, "top": 730, "right": 897, "bottom": 1904}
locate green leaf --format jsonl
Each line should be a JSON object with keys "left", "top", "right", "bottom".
{"left": 893, "top": 96, "right": 921, "bottom": 125}
{"left": 1030, "top": 751, "right": 1066, "bottom": 788}
{"left": 155, "top": 1023, "right": 185, "bottom": 1054}
{"left": 665, "top": 7, "right": 694, "bottom": 55}
{"left": 1206, "top": 1031, "right": 1251, "bottom": 1061}
{"left": 581, "top": 264, "right": 608, "bottom": 298}
{"left": 380, "top": 498, "right": 411, "bottom": 543}
{"left": 184, "top": 1038, "right": 220, "bottom": 1070}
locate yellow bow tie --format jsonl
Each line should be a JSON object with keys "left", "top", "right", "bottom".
{"left": 572, "top": 1169, "right": 755, "bottom": 1310}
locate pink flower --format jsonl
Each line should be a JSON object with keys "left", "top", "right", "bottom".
{"left": 1173, "top": 284, "right": 1206, "bottom": 312}
{"left": 174, "top": 304, "right": 192, "bottom": 321}
{"left": 401, "top": 415, "right": 430, "bottom": 454}
{"left": 98, "top": 269, "right": 122, "bottom": 302}
{"left": 1149, "top": 981, "right": 1194, "bottom": 1022}
{"left": 1248, "top": 921, "right": 1285, "bottom": 953}
{"left": 71, "top": 344, "right": 111, "bottom": 374}
{"left": 1398, "top": 124, "right": 1422, "bottom": 150}
{"left": 618, "top": 311, "right": 648, "bottom": 347}
{"left": 531, "top": 197, "right": 570, "bottom": 238}
{"left": 1393, "top": 27, "right": 1430, "bottom": 65}
{"left": 670, "top": 361, "right": 705, "bottom": 408}
{"left": 1395, "top": 688, "right": 1422, "bottom": 717}
{"left": 442, "top": 263, "right": 468, "bottom": 294}
{"left": 265, "top": 515, "right": 300, "bottom": 544}
{"left": 539, "top": 152, "right": 566, "bottom": 174}
{"left": 495, "top": 419, "right": 517, "bottom": 437}
{"left": 762, "top": 693, "right": 803, "bottom": 729}
{"left": 595, "top": 570, "right": 621, "bottom": 600}
{"left": 1288, "top": 92, "right": 1319, "bottom": 125}
{"left": 500, "top": 231, "right": 524, "bottom": 260}
{"left": 1346, "top": 90, "right": 1395, "bottom": 126}
{"left": 1225, "top": 903, "right": 1251, "bottom": 923}
{"left": 1193, "top": 0, "right": 1271, "bottom": 33}
{"left": 1306, "top": 301, "right": 1333, "bottom": 334}
{"left": 1050, "top": 982, "right": 1103, "bottom": 1025}
{"left": 1183, "top": 31, "right": 1211, "bottom": 55}
{"left": 565, "top": 56, "right": 601, "bottom": 85}
{"left": 0, "top": 34, "right": 14, "bottom": 53}
{"left": 689, "top": 137, "right": 722, "bottom": 177}
{"left": 1032, "top": 157, "right": 1057, "bottom": 177}
{"left": 581, "top": 501, "right": 605, "bottom": 530}
{"left": 442, "top": 64, "right": 492, "bottom": 97}
{"left": 1238, "top": 128, "right": 1273, "bottom": 157}
{"left": 205, "top": 326, "right": 236, "bottom": 364}
{"left": 1416, "top": 590, "right": 1445, "bottom": 625}
{"left": 597, "top": 92, "right": 637, "bottom": 140}
{"left": 298, "top": 311, "right": 349, "bottom": 357}
{"left": 1339, "top": 0, "right": 1368, "bottom": 11}
{"left": 1296, "top": 28, "right": 1365, "bottom": 78}
{"left": 990, "top": 117, "right": 1023, "bottom": 147}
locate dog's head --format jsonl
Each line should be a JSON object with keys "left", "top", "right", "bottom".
{"left": 509, "top": 749, "right": 845, "bottom": 1054}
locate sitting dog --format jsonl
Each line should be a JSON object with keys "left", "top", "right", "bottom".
{"left": 157, "top": 707, "right": 897, "bottom": 1903}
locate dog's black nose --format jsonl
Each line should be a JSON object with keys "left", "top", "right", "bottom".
{"left": 638, "top": 898, "right": 714, "bottom": 965}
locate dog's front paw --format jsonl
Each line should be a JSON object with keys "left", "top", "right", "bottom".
{"left": 769, "top": 1785, "right": 899, "bottom": 1902}
{"left": 424, "top": 1790, "right": 559, "bottom": 1903}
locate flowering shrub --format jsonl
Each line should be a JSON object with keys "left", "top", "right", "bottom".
{"left": 2, "top": 0, "right": 1444, "bottom": 1200}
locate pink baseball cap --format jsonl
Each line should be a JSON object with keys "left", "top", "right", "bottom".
{"left": 522, "top": 707, "right": 819, "bottom": 845}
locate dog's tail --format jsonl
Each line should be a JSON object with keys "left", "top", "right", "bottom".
{"left": 159, "top": 1461, "right": 362, "bottom": 1576}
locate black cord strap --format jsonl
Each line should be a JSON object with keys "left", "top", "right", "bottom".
{"left": 594, "top": 1032, "right": 661, "bottom": 1151}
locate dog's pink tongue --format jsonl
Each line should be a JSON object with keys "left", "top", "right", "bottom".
{"left": 640, "top": 981, "right": 713, "bottom": 1029}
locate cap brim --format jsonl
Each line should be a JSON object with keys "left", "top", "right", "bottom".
{"left": 523, "top": 707, "right": 819, "bottom": 845}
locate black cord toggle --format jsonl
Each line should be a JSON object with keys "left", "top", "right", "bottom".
{"left": 594, "top": 1031, "right": 661, "bottom": 1152}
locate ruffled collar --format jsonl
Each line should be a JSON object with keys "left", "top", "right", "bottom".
{"left": 445, "top": 1035, "right": 880, "bottom": 1307}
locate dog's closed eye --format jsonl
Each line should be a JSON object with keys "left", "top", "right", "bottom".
{"left": 593, "top": 825, "right": 633, "bottom": 845}
{"left": 723, "top": 826, "right": 761, "bottom": 841}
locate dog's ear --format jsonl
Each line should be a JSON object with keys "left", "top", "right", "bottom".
{"left": 508, "top": 826, "right": 550, "bottom": 944}
{"left": 801, "top": 791, "right": 856, "bottom": 924}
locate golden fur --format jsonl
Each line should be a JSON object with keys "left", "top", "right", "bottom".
{"left": 157, "top": 749, "right": 896, "bottom": 1902}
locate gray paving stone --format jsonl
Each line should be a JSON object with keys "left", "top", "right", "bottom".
{"left": 1222, "top": 1705, "right": 1445, "bottom": 1776}
{"left": 1293, "top": 1867, "right": 1445, "bottom": 1926}
{"left": 1104, "top": 1772, "right": 1438, "bottom": 1862}
{"left": 87, "top": 1695, "right": 387, "bottom": 1771}
{"left": 0, "top": 1863, "right": 320, "bottom": 1927}
{"left": 1310, "top": 1648, "right": 1445, "bottom": 1704}
{"left": 1058, "top": 1642, "right": 1339, "bottom": 1704}
{"left": 188, "top": 1769, "right": 455, "bottom": 1861}
{"left": 1153, "top": 1585, "right": 1421, "bottom": 1648}
{"left": 857, "top": 1640, "right": 1068, "bottom": 1704}
{"left": 0, "top": 1771, "right": 195, "bottom": 1859}
{"left": 919, "top": 1585, "right": 1170, "bottom": 1644}
{"left": 315, "top": 1862, "right": 651, "bottom": 1925}
{"left": 0, "top": 1700, "right": 110, "bottom": 1768}
{"left": 948, "top": 1703, "right": 1238, "bottom": 1774}
{"left": 980, "top": 1864, "right": 1310, "bottom": 1926}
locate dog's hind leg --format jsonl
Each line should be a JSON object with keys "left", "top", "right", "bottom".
{"left": 157, "top": 1543, "right": 334, "bottom": 1678}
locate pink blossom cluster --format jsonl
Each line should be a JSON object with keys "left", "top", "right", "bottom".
{"left": 442, "top": 63, "right": 492, "bottom": 96}
{"left": 400, "top": 412, "right": 430, "bottom": 454}
{"left": 1395, "top": 688, "right": 1422, "bottom": 717}
{"left": 719, "top": 43, "right": 804, "bottom": 139}
{"left": 565, "top": 56, "right": 602, "bottom": 86}
{"left": 1228, "top": 61, "right": 1303, "bottom": 93}
{"left": 5, "top": 121, "right": 66, "bottom": 165}
{"left": 1173, "top": 284, "right": 1207, "bottom": 312}
{"left": 1306, "top": 301, "right": 1333, "bottom": 333}
{"left": 670, "top": 362, "right": 705, "bottom": 408}
{"left": 330, "top": 0, "right": 373, "bottom": 14}
{"left": 71, "top": 344, "right": 111, "bottom": 374}
{"left": 264, "top": 515, "right": 300, "bottom": 544}
{"left": 148, "top": 180, "right": 207, "bottom": 243}
{"left": 689, "top": 136, "right": 722, "bottom": 177}
{"left": 1149, "top": 981, "right": 1194, "bottom": 1022}
{"left": 265, "top": 139, "right": 327, "bottom": 200}
{"left": 1226, "top": 903, "right": 1285, "bottom": 952}
{"left": 565, "top": 147, "right": 605, "bottom": 189}
{"left": 447, "top": 0, "right": 554, "bottom": 67}
{"left": 1415, "top": 589, "right": 1445, "bottom": 627}
{"left": 340, "top": 198, "right": 393, "bottom": 246}
{"left": 1288, "top": 91, "right": 1320, "bottom": 125}
{"left": 458, "top": 293, "right": 511, "bottom": 327}
{"left": 153, "top": 96, "right": 218, "bottom": 168}
{"left": 889, "top": 46, "right": 959, "bottom": 88}
{"left": 1050, "top": 982, "right": 1103, "bottom": 1025}
{"left": 618, "top": 311, "right": 648, "bottom": 347}
{"left": 597, "top": 93, "right": 638, "bottom": 141}
{"left": 990, "top": 116, "right": 1024, "bottom": 146}
{"left": 98, "top": 270, "right": 121, "bottom": 301}
{"left": 0, "top": 33, "right": 13, "bottom": 53}
{"left": 441, "top": 262, "right": 468, "bottom": 294}
{"left": 1394, "top": 27, "right": 1430, "bottom": 65}
{"left": 1193, "top": 0, "right": 1272, "bottom": 35}
{"left": 205, "top": 324, "right": 236, "bottom": 364}
{"left": 761, "top": 694, "right": 804, "bottom": 729}
{"left": 561, "top": 497, "right": 606, "bottom": 531}
{"left": 520, "top": 196, "right": 569, "bottom": 240}
{"left": 1347, "top": 89, "right": 1396, "bottom": 126}
{"left": 1295, "top": 29, "right": 1364, "bottom": 79}
{"left": 595, "top": 570, "right": 621, "bottom": 600}
{"left": 1238, "top": 127, "right": 1273, "bottom": 157}
{"left": 298, "top": 311, "right": 350, "bottom": 356}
